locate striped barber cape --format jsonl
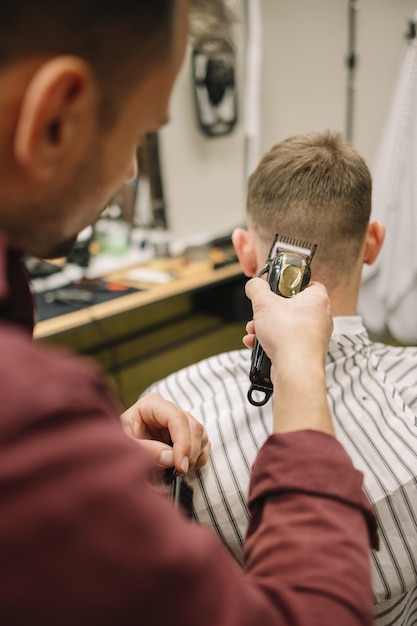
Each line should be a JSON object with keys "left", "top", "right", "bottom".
{"left": 147, "top": 316, "right": 417, "bottom": 626}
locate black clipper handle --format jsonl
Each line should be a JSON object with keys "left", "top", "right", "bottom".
{"left": 247, "top": 250, "right": 312, "bottom": 407}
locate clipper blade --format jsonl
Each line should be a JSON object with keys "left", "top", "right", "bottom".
{"left": 268, "top": 234, "right": 317, "bottom": 261}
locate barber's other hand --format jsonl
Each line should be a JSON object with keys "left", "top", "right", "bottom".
{"left": 120, "top": 393, "right": 210, "bottom": 474}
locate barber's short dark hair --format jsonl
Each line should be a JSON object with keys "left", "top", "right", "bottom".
{"left": 0, "top": 1, "right": 176, "bottom": 125}
{"left": 0, "top": 2, "right": 175, "bottom": 73}
{"left": 0, "top": 0, "right": 234, "bottom": 125}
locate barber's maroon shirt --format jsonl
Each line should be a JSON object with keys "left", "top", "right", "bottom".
{"left": 0, "top": 235, "right": 377, "bottom": 625}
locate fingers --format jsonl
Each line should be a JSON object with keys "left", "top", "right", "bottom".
{"left": 120, "top": 393, "right": 210, "bottom": 474}
{"left": 243, "top": 277, "right": 333, "bottom": 367}
{"left": 243, "top": 319, "right": 255, "bottom": 349}
{"left": 243, "top": 278, "right": 273, "bottom": 350}
{"left": 137, "top": 440, "right": 176, "bottom": 472}
{"left": 189, "top": 438, "right": 211, "bottom": 470}
{"left": 160, "top": 398, "right": 209, "bottom": 472}
{"left": 134, "top": 438, "right": 211, "bottom": 476}
{"left": 245, "top": 275, "right": 274, "bottom": 309}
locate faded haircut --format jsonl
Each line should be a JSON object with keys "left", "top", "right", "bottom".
{"left": 0, "top": 0, "right": 234, "bottom": 126}
{"left": 247, "top": 130, "right": 372, "bottom": 281}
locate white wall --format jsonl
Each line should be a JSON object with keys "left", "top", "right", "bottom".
{"left": 261, "top": 0, "right": 417, "bottom": 165}
{"left": 355, "top": 0, "right": 417, "bottom": 164}
{"left": 159, "top": 34, "right": 246, "bottom": 240}
{"left": 160, "top": 0, "right": 417, "bottom": 239}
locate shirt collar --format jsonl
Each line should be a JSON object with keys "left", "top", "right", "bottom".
{"left": 327, "top": 316, "right": 370, "bottom": 364}
{"left": 332, "top": 316, "right": 366, "bottom": 337}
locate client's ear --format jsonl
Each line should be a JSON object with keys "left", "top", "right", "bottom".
{"left": 363, "top": 221, "right": 385, "bottom": 265}
{"left": 231, "top": 227, "right": 258, "bottom": 277}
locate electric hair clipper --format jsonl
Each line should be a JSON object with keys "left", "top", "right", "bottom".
{"left": 247, "top": 234, "right": 317, "bottom": 407}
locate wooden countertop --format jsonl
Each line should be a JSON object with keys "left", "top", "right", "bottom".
{"left": 34, "top": 255, "right": 243, "bottom": 339}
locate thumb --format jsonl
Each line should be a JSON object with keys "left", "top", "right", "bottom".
{"left": 135, "top": 439, "right": 175, "bottom": 472}
{"left": 245, "top": 276, "right": 272, "bottom": 308}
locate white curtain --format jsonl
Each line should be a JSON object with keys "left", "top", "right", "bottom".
{"left": 359, "top": 22, "right": 417, "bottom": 344}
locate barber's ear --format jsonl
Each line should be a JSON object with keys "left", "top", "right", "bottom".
{"left": 363, "top": 220, "right": 385, "bottom": 265}
{"left": 14, "top": 56, "right": 96, "bottom": 180}
{"left": 231, "top": 227, "right": 258, "bottom": 277}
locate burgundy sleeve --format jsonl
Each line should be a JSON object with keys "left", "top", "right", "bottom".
{"left": 244, "top": 431, "right": 378, "bottom": 625}
{"left": 0, "top": 331, "right": 378, "bottom": 626}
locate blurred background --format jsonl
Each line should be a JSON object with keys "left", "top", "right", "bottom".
{"left": 160, "top": 0, "right": 417, "bottom": 238}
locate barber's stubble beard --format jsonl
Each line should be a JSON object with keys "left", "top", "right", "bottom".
{"left": 28, "top": 144, "right": 115, "bottom": 260}
{"left": 43, "top": 235, "right": 80, "bottom": 260}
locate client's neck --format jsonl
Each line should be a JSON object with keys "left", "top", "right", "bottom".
{"left": 328, "top": 286, "right": 359, "bottom": 318}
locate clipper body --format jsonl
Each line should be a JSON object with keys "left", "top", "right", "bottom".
{"left": 247, "top": 234, "right": 317, "bottom": 407}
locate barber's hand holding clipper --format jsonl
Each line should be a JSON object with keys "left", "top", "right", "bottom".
{"left": 244, "top": 278, "right": 335, "bottom": 435}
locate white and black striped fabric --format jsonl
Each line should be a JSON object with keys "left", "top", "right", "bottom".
{"left": 147, "top": 317, "right": 417, "bottom": 626}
